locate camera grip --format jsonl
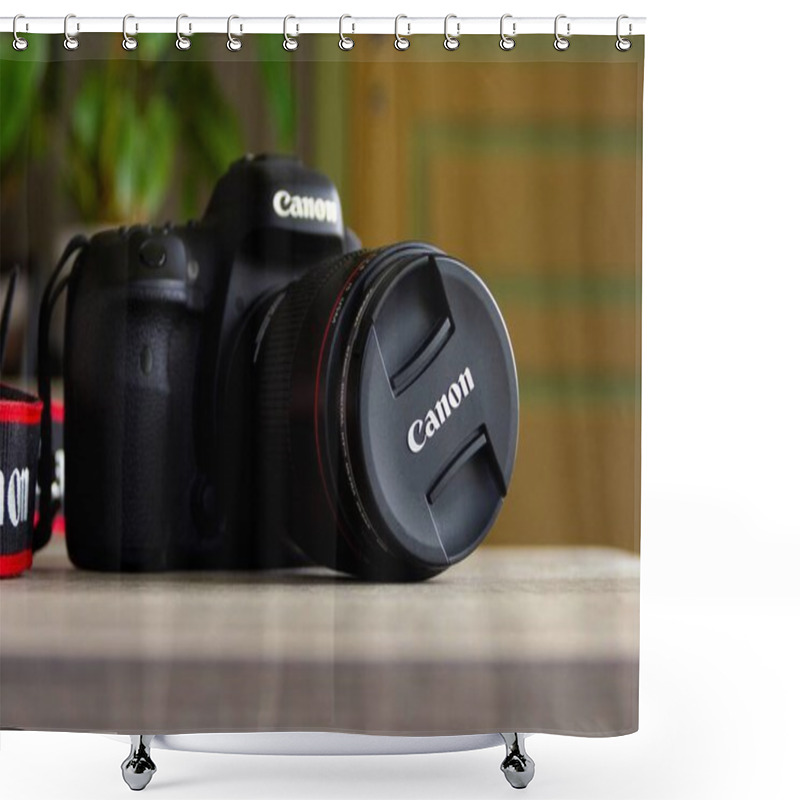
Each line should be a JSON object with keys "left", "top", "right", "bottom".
{"left": 64, "top": 278, "right": 200, "bottom": 571}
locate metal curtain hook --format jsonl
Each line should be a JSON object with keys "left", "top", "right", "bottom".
{"left": 444, "top": 14, "right": 460, "bottom": 51}
{"left": 394, "top": 15, "right": 410, "bottom": 50}
{"left": 227, "top": 15, "right": 242, "bottom": 51}
{"left": 554, "top": 14, "right": 570, "bottom": 51}
{"left": 616, "top": 14, "right": 632, "bottom": 51}
{"left": 499, "top": 14, "right": 515, "bottom": 51}
{"left": 283, "top": 15, "right": 298, "bottom": 51}
{"left": 64, "top": 13, "right": 79, "bottom": 51}
{"left": 12, "top": 14, "right": 28, "bottom": 51}
{"left": 176, "top": 14, "right": 191, "bottom": 50}
{"left": 339, "top": 14, "right": 354, "bottom": 50}
{"left": 122, "top": 14, "right": 138, "bottom": 51}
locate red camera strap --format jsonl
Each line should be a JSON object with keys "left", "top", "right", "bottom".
{"left": 1, "top": 245, "right": 81, "bottom": 577}
{"left": 0, "top": 385, "right": 42, "bottom": 577}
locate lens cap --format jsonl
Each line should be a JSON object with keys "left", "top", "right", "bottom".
{"left": 343, "top": 251, "right": 519, "bottom": 571}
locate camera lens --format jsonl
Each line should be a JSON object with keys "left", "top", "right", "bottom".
{"left": 254, "top": 243, "right": 518, "bottom": 581}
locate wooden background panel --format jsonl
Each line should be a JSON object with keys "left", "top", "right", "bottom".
{"left": 490, "top": 407, "right": 639, "bottom": 552}
{"left": 502, "top": 305, "right": 640, "bottom": 373}
{"left": 422, "top": 153, "right": 639, "bottom": 275}
{"left": 343, "top": 57, "right": 641, "bottom": 248}
{"left": 344, "top": 43, "right": 642, "bottom": 124}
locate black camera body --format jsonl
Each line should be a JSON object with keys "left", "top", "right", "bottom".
{"left": 61, "top": 155, "right": 519, "bottom": 581}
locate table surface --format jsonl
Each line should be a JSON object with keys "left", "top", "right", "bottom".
{"left": 1, "top": 539, "right": 639, "bottom": 736}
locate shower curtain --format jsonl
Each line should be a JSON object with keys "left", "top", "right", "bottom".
{"left": 0, "top": 28, "right": 643, "bottom": 741}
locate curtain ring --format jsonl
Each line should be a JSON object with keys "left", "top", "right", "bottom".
{"left": 176, "top": 14, "right": 191, "bottom": 50}
{"left": 227, "top": 15, "right": 242, "bottom": 51}
{"left": 12, "top": 15, "right": 28, "bottom": 51}
{"left": 339, "top": 14, "right": 354, "bottom": 50}
{"left": 554, "top": 14, "right": 570, "bottom": 51}
{"left": 394, "top": 15, "right": 410, "bottom": 51}
{"left": 444, "top": 14, "right": 460, "bottom": 51}
{"left": 283, "top": 15, "right": 298, "bottom": 51}
{"left": 499, "top": 14, "right": 515, "bottom": 51}
{"left": 63, "top": 13, "right": 79, "bottom": 51}
{"left": 616, "top": 15, "right": 632, "bottom": 51}
{"left": 122, "top": 14, "right": 138, "bottom": 51}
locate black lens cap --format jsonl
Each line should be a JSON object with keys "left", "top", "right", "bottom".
{"left": 342, "top": 251, "right": 519, "bottom": 571}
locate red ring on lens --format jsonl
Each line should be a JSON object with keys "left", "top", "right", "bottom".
{"left": 312, "top": 253, "right": 374, "bottom": 549}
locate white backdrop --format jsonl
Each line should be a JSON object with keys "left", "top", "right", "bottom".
{"left": 2, "top": 1, "right": 798, "bottom": 798}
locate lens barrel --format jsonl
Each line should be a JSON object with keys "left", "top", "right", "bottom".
{"left": 254, "top": 243, "right": 518, "bottom": 581}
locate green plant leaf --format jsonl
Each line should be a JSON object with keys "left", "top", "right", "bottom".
{"left": 0, "top": 37, "right": 48, "bottom": 165}
{"left": 72, "top": 72, "right": 104, "bottom": 154}
{"left": 136, "top": 33, "right": 174, "bottom": 63}
{"left": 174, "top": 63, "right": 243, "bottom": 179}
{"left": 255, "top": 36, "right": 296, "bottom": 151}
{"left": 135, "top": 96, "right": 177, "bottom": 218}
{"left": 112, "top": 92, "right": 139, "bottom": 219}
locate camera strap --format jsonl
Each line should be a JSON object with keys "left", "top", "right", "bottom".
{"left": 0, "top": 268, "right": 43, "bottom": 577}
{"left": 0, "top": 237, "right": 86, "bottom": 576}
{"left": 0, "top": 385, "right": 42, "bottom": 577}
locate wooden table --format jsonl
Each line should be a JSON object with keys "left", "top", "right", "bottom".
{"left": 0, "top": 539, "right": 639, "bottom": 736}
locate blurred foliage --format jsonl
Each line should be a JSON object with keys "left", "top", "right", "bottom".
{"left": 64, "top": 34, "right": 245, "bottom": 221}
{"left": 0, "top": 37, "right": 49, "bottom": 172}
{"left": 255, "top": 36, "right": 296, "bottom": 153}
{"left": 1, "top": 35, "right": 297, "bottom": 223}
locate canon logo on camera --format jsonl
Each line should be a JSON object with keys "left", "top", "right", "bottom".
{"left": 272, "top": 189, "right": 339, "bottom": 224}
{"left": 407, "top": 367, "right": 476, "bottom": 454}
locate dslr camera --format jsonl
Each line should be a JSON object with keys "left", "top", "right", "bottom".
{"left": 44, "top": 155, "right": 519, "bottom": 581}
